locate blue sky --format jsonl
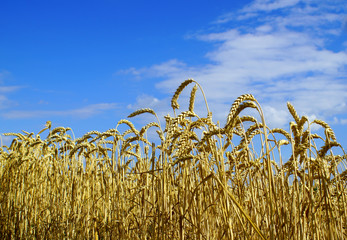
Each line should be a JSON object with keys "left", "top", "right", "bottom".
{"left": 1, "top": 0, "right": 347, "bottom": 149}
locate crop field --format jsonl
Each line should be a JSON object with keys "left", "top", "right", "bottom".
{"left": 0, "top": 79, "right": 346, "bottom": 239}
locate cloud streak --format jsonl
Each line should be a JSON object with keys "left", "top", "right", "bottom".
{"left": 2, "top": 103, "right": 118, "bottom": 119}
{"left": 0, "top": 70, "right": 23, "bottom": 110}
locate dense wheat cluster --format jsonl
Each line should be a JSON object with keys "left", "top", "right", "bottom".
{"left": 1, "top": 79, "right": 346, "bottom": 239}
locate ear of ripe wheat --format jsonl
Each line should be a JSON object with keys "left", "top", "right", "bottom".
{"left": 225, "top": 94, "right": 256, "bottom": 130}
{"left": 171, "top": 78, "right": 195, "bottom": 110}
{"left": 128, "top": 108, "right": 156, "bottom": 118}
{"left": 189, "top": 84, "right": 198, "bottom": 113}
{"left": 287, "top": 102, "right": 300, "bottom": 124}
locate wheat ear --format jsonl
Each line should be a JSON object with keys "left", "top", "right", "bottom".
{"left": 225, "top": 94, "right": 256, "bottom": 129}
{"left": 188, "top": 84, "right": 198, "bottom": 112}
{"left": 116, "top": 119, "right": 139, "bottom": 135}
{"left": 287, "top": 102, "right": 300, "bottom": 124}
{"left": 128, "top": 108, "right": 156, "bottom": 118}
{"left": 128, "top": 107, "right": 162, "bottom": 133}
{"left": 171, "top": 79, "right": 194, "bottom": 110}
{"left": 312, "top": 119, "right": 337, "bottom": 142}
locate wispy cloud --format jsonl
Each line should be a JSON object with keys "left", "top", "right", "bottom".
{"left": 0, "top": 95, "right": 12, "bottom": 110}
{"left": 117, "top": 59, "right": 188, "bottom": 80}
{"left": 0, "top": 86, "right": 22, "bottom": 93}
{"left": 2, "top": 103, "right": 118, "bottom": 119}
{"left": 243, "top": 0, "right": 301, "bottom": 12}
{"left": 0, "top": 70, "right": 11, "bottom": 83}
{"left": 0, "top": 70, "right": 23, "bottom": 109}
{"left": 123, "top": 0, "right": 347, "bottom": 128}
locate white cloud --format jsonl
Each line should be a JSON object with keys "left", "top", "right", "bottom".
{"left": 243, "top": 0, "right": 301, "bottom": 12}
{"left": 262, "top": 105, "right": 290, "bottom": 127}
{"left": 0, "top": 70, "right": 11, "bottom": 83}
{"left": 122, "top": 0, "right": 347, "bottom": 128}
{"left": 0, "top": 86, "right": 22, "bottom": 93}
{"left": 0, "top": 94, "right": 18, "bottom": 110}
{"left": 0, "top": 95, "right": 9, "bottom": 107}
{"left": 215, "top": 0, "right": 301, "bottom": 23}
{"left": 119, "top": 59, "right": 189, "bottom": 81}
{"left": 127, "top": 94, "right": 161, "bottom": 110}
{"left": 2, "top": 103, "right": 118, "bottom": 119}
{"left": 333, "top": 117, "right": 347, "bottom": 125}
{"left": 0, "top": 70, "right": 23, "bottom": 109}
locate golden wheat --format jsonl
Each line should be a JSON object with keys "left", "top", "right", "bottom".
{"left": 0, "top": 80, "right": 346, "bottom": 239}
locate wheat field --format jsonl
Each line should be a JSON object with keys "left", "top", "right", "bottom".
{"left": 1, "top": 79, "right": 346, "bottom": 239}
